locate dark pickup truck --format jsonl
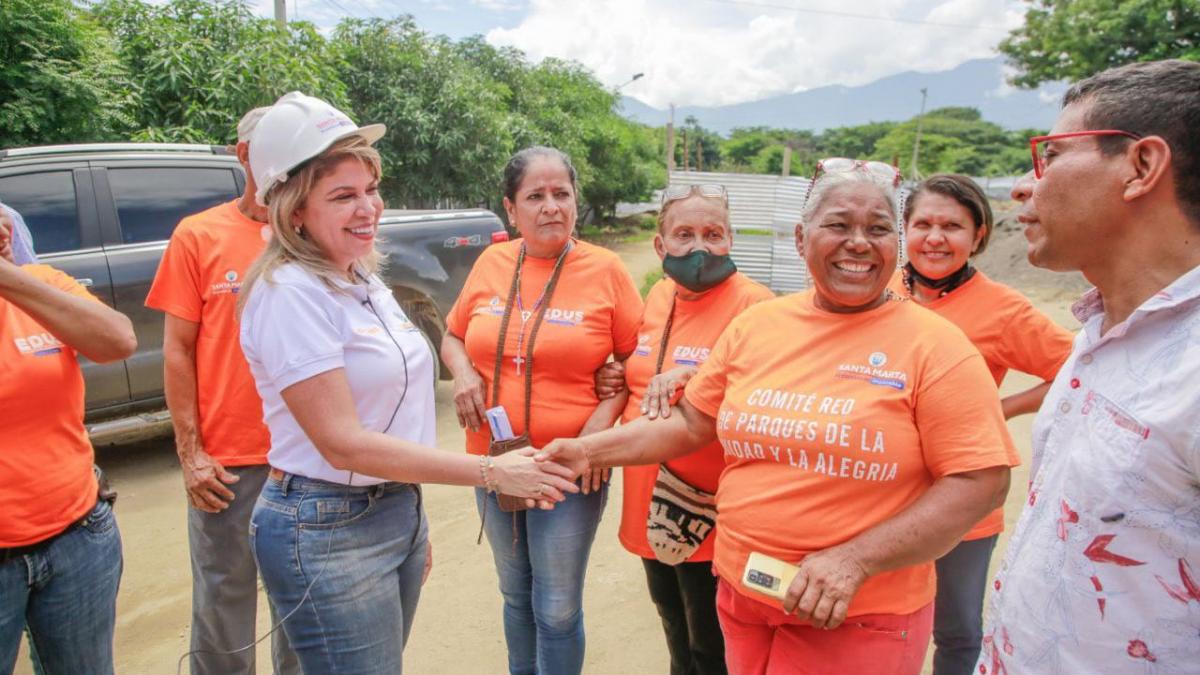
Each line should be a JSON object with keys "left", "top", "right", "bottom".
{"left": 0, "top": 143, "right": 505, "bottom": 444}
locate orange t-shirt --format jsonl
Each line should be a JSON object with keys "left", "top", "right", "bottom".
{"left": 145, "top": 200, "right": 271, "bottom": 466}
{"left": 890, "top": 269, "right": 1073, "bottom": 539}
{"left": 618, "top": 273, "right": 774, "bottom": 562}
{"left": 447, "top": 240, "right": 642, "bottom": 454}
{"left": 685, "top": 291, "right": 1018, "bottom": 616}
{"left": 0, "top": 265, "right": 101, "bottom": 546}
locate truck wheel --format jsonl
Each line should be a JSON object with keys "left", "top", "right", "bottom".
{"left": 395, "top": 292, "right": 449, "bottom": 381}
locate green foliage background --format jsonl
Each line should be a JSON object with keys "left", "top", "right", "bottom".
{"left": 1000, "top": 0, "right": 1200, "bottom": 88}
{"left": 4, "top": 0, "right": 1197, "bottom": 222}
{"left": 0, "top": 0, "right": 663, "bottom": 219}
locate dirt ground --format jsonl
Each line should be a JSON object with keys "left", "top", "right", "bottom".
{"left": 16, "top": 230, "right": 1088, "bottom": 674}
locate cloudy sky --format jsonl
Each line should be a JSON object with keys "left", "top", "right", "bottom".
{"left": 247, "top": 0, "right": 1028, "bottom": 109}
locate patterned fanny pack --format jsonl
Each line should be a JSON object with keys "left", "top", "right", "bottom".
{"left": 646, "top": 464, "right": 717, "bottom": 565}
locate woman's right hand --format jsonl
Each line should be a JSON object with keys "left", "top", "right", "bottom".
{"left": 453, "top": 368, "right": 488, "bottom": 432}
{"left": 593, "top": 361, "right": 627, "bottom": 399}
{"left": 491, "top": 448, "right": 580, "bottom": 504}
{"left": 641, "top": 365, "right": 698, "bottom": 420}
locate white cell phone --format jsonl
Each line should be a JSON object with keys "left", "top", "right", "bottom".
{"left": 742, "top": 552, "right": 800, "bottom": 600}
{"left": 485, "top": 406, "right": 515, "bottom": 441}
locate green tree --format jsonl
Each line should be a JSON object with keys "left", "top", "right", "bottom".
{"left": 333, "top": 17, "right": 515, "bottom": 208}
{"left": 0, "top": 0, "right": 134, "bottom": 147}
{"left": 817, "top": 121, "right": 898, "bottom": 160}
{"left": 582, "top": 116, "right": 660, "bottom": 220}
{"left": 456, "top": 41, "right": 659, "bottom": 219}
{"left": 871, "top": 108, "right": 1033, "bottom": 176}
{"left": 93, "top": 0, "right": 347, "bottom": 143}
{"left": 724, "top": 127, "right": 772, "bottom": 165}
{"left": 1001, "top": 0, "right": 1200, "bottom": 87}
{"left": 676, "top": 116, "right": 723, "bottom": 171}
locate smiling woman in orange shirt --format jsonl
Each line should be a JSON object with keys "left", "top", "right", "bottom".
{"left": 0, "top": 212, "right": 137, "bottom": 675}
{"left": 540, "top": 161, "right": 1017, "bottom": 675}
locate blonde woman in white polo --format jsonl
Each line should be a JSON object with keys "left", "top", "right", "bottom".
{"left": 237, "top": 93, "right": 577, "bottom": 673}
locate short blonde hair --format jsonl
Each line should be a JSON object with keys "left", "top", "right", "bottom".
{"left": 239, "top": 135, "right": 384, "bottom": 313}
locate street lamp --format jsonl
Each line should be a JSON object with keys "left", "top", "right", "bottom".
{"left": 616, "top": 72, "right": 644, "bottom": 92}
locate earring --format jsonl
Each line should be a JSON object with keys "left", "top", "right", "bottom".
{"left": 294, "top": 225, "right": 303, "bottom": 236}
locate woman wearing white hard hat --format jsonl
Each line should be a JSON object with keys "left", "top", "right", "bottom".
{"left": 237, "top": 92, "right": 579, "bottom": 673}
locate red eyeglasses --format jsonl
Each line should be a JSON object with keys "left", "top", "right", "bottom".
{"left": 1029, "top": 130, "right": 1142, "bottom": 179}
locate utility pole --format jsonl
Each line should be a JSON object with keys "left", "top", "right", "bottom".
{"left": 681, "top": 129, "right": 689, "bottom": 172}
{"left": 666, "top": 103, "right": 676, "bottom": 185}
{"left": 910, "top": 87, "right": 928, "bottom": 181}
{"left": 274, "top": 0, "right": 287, "bottom": 29}
{"left": 697, "top": 139, "right": 704, "bottom": 172}
{"left": 781, "top": 146, "right": 792, "bottom": 177}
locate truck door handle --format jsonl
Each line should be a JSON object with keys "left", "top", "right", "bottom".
{"left": 77, "top": 278, "right": 94, "bottom": 287}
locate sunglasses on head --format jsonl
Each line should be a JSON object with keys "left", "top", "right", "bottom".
{"left": 1028, "top": 129, "right": 1142, "bottom": 179}
{"left": 661, "top": 183, "right": 728, "bottom": 207}
{"left": 811, "top": 158, "right": 902, "bottom": 187}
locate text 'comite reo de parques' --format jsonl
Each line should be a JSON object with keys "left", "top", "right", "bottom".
{"left": 715, "top": 387, "right": 898, "bottom": 482}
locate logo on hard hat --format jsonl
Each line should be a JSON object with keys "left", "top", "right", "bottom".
{"left": 316, "top": 114, "right": 354, "bottom": 134}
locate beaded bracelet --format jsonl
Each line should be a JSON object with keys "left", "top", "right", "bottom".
{"left": 478, "top": 455, "right": 499, "bottom": 492}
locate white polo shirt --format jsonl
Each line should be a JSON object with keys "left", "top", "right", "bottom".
{"left": 239, "top": 262, "right": 436, "bottom": 485}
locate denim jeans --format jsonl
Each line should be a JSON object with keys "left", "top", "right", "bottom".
{"left": 0, "top": 499, "right": 122, "bottom": 675}
{"left": 932, "top": 534, "right": 999, "bottom": 675}
{"left": 476, "top": 485, "right": 607, "bottom": 675}
{"left": 250, "top": 473, "right": 428, "bottom": 675}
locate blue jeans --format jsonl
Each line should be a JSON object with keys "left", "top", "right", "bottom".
{"left": 0, "top": 499, "right": 122, "bottom": 675}
{"left": 476, "top": 485, "right": 607, "bottom": 675}
{"left": 251, "top": 473, "right": 428, "bottom": 675}
{"left": 932, "top": 534, "right": 999, "bottom": 675}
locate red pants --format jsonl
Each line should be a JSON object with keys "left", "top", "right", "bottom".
{"left": 716, "top": 579, "right": 933, "bottom": 675}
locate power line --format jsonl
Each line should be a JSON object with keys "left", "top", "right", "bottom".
{"left": 320, "top": 0, "right": 359, "bottom": 19}
{"left": 698, "top": 0, "right": 1012, "bottom": 33}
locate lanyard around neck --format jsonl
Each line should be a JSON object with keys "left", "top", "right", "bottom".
{"left": 489, "top": 241, "right": 571, "bottom": 430}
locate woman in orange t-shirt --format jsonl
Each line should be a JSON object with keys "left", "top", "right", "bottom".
{"left": 896, "top": 173, "right": 1073, "bottom": 675}
{"left": 0, "top": 212, "right": 137, "bottom": 674}
{"left": 540, "top": 161, "right": 1017, "bottom": 675}
{"left": 441, "top": 146, "right": 642, "bottom": 675}
{"left": 610, "top": 185, "right": 772, "bottom": 674}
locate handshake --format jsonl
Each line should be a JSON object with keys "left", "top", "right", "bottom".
{"left": 485, "top": 438, "right": 595, "bottom": 510}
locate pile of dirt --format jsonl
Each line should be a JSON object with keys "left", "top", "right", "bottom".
{"left": 975, "top": 201, "right": 1091, "bottom": 303}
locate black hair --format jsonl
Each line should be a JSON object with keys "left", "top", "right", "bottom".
{"left": 1063, "top": 59, "right": 1200, "bottom": 226}
{"left": 501, "top": 146, "right": 580, "bottom": 202}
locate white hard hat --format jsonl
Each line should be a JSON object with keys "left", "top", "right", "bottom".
{"left": 249, "top": 92, "right": 386, "bottom": 206}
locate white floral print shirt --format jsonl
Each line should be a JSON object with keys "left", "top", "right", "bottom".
{"left": 978, "top": 264, "right": 1200, "bottom": 675}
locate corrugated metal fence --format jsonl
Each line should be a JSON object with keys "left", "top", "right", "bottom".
{"left": 669, "top": 171, "right": 910, "bottom": 294}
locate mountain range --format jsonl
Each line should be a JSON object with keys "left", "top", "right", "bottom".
{"left": 618, "top": 58, "right": 1066, "bottom": 135}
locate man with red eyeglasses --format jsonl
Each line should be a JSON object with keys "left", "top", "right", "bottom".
{"left": 978, "top": 59, "right": 1200, "bottom": 675}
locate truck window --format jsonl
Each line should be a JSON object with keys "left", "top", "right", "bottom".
{"left": 0, "top": 171, "right": 81, "bottom": 254}
{"left": 109, "top": 168, "right": 238, "bottom": 244}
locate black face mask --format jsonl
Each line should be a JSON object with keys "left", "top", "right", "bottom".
{"left": 662, "top": 250, "right": 738, "bottom": 293}
{"left": 903, "top": 261, "right": 975, "bottom": 296}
